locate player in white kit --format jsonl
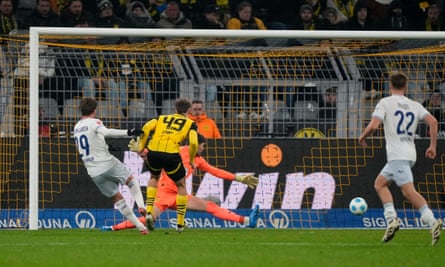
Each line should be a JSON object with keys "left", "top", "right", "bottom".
{"left": 73, "top": 97, "right": 148, "bottom": 235}
{"left": 359, "top": 71, "right": 442, "bottom": 246}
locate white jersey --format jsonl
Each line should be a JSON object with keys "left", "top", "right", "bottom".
{"left": 372, "top": 95, "right": 430, "bottom": 162}
{"left": 73, "top": 117, "right": 128, "bottom": 177}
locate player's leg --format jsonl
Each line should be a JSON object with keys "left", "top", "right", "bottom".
{"left": 187, "top": 196, "right": 244, "bottom": 224}
{"left": 125, "top": 176, "right": 145, "bottom": 216}
{"left": 375, "top": 168, "right": 399, "bottom": 242}
{"left": 109, "top": 206, "right": 163, "bottom": 231}
{"left": 112, "top": 193, "right": 147, "bottom": 234}
{"left": 400, "top": 182, "right": 442, "bottom": 245}
{"left": 93, "top": 165, "right": 147, "bottom": 234}
{"left": 175, "top": 177, "right": 188, "bottom": 233}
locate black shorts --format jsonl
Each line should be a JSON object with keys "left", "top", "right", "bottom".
{"left": 146, "top": 150, "right": 186, "bottom": 182}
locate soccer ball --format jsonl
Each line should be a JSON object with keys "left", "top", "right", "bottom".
{"left": 349, "top": 197, "right": 368, "bottom": 215}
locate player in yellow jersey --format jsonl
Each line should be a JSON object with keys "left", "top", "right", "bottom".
{"left": 135, "top": 98, "right": 198, "bottom": 233}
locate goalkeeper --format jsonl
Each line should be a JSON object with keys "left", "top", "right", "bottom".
{"left": 101, "top": 134, "right": 260, "bottom": 232}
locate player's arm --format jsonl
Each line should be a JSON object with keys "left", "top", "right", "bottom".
{"left": 138, "top": 118, "right": 157, "bottom": 152}
{"left": 196, "top": 156, "right": 258, "bottom": 188}
{"left": 423, "top": 113, "right": 438, "bottom": 159}
{"left": 359, "top": 116, "right": 382, "bottom": 148}
{"left": 188, "top": 123, "right": 199, "bottom": 166}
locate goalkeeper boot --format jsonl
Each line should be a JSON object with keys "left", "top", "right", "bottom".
{"left": 248, "top": 204, "right": 260, "bottom": 228}
{"left": 140, "top": 228, "right": 149, "bottom": 235}
{"left": 431, "top": 219, "right": 442, "bottom": 246}
{"left": 101, "top": 226, "right": 113, "bottom": 232}
{"left": 176, "top": 224, "right": 185, "bottom": 233}
{"left": 145, "top": 212, "right": 155, "bottom": 231}
{"left": 381, "top": 219, "right": 400, "bottom": 243}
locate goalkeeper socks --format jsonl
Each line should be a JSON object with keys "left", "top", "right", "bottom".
{"left": 176, "top": 194, "right": 188, "bottom": 226}
{"left": 113, "top": 217, "right": 145, "bottom": 231}
{"left": 146, "top": 186, "right": 158, "bottom": 214}
{"left": 115, "top": 199, "right": 145, "bottom": 231}
{"left": 206, "top": 201, "right": 244, "bottom": 224}
{"left": 419, "top": 204, "right": 436, "bottom": 227}
{"left": 127, "top": 179, "right": 145, "bottom": 210}
{"left": 383, "top": 202, "right": 397, "bottom": 224}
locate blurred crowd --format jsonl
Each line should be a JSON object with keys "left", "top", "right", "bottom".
{"left": 4, "top": 0, "right": 445, "bottom": 36}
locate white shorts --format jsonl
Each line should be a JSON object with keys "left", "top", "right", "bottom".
{"left": 91, "top": 161, "right": 131, "bottom": 198}
{"left": 380, "top": 160, "right": 415, "bottom": 186}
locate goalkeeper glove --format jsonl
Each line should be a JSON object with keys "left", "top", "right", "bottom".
{"left": 235, "top": 175, "right": 259, "bottom": 189}
{"left": 127, "top": 128, "right": 144, "bottom": 136}
{"left": 128, "top": 137, "right": 141, "bottom": 152}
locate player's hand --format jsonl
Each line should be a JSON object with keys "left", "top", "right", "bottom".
{"left": 358, "top": 137, "right": 367, "bottom": 148}
{"left": 235, "top": 175, "right": 259, "bottom": 189}
{"left": 425, "top": 146, "right": 436, "bottom": 159}
{"left": 127, "top": 128, "right": 144, "bottom": 136}
{"left": 128, "top": 137, "right": 140, "bottom": 152}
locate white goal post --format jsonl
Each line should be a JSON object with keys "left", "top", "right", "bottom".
{"left": 28, "top": 27, "right": 445, "bottom": 230}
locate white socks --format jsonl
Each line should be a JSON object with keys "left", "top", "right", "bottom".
{"left": 383, "top": 202, "right": 397, "bottom": 224}
{"left": 115, "top": 199, "right": 145, "bottom": 231}
{"left": 419, "top": 204, "right": 436, "bottom": 227}
{"left": 127, "top": 179, "right": 145, "bottom": 210}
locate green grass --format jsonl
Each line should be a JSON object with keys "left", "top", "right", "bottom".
{"left": 0, "top": 229, "right": 443, "bottom": 267}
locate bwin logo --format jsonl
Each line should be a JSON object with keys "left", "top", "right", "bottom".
{"left": 269, "top": 210, "right": 289, "bottom": 229}
{"left": 75, "top": 211, "right": 96, "bottom": 228}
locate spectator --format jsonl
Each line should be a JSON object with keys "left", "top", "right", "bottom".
{"left": 60, "top": 0, "right": 95, "bottom": 27}
{"left": 95, "top": 0, "right": 129, "bottom": 44}
{"left": 344, "top": 1, "right": 376, "bottom": 30}
{"left": 319, "top": 87, "right": 337, "bottom": 120}
{"left": 421, "top": 3, "right": 443, "bottom": 31}
{"left": 0, "top": 0, "right": 23, "bottom": 34}
{"left": 303, "top": 0, "right": 328, "bottom": 20}
{"left": 318, "top": 6, "right": 344, "bottom": 30}
{"left": 226, "top": 1, "right": 267, "bottom": 30}
{"left": 136, "top": 0, "right": 161, "bottom": 23}
{"left": 424, "top": 90, "right": 445, "bottom": 125}
{"left": 13, "top": 44, "right": 61, "bottom": 136}
{"left": 0, "top": 0, "right": 25, "bottom": 77}
{"left": 362, "top": 0, "right": 392, "bottom": 23}
{"left": 50, "top": 0, "right": 98, "bottom": 16}
{"left": 291, "top": 3, "right": 319, "bottom": 30}
{"left": 188, "top": 100, "right": 222, "bottom": 139}
{"left": 379, "top": 0, "right": 408, "bottom": 31}
{"left": 226, "top": 1, "right": 267, "bottom": 46}
{"left": 193, "top": 4, "right": 225, "bottom": 29}
{"left": 327, "top": 0, "right": 357, "bottom": 24}
{"left": 126, "top": 1, "right": 157, "bottom": 43}
{"left": 156, "top": 1, "right": 192, "bottom": 29}
{"left": 23, "top": 0, "right": 62, "bottom": 28}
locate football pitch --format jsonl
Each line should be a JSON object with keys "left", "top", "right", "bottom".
{"left": 0, "top": 229, "right": 443, "bottom": 267}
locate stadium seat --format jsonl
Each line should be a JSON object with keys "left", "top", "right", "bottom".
{"left": 205, "top": 101, "right": 223, "bottom": 120}
{"left": 160, "top": 99, "right": 176, "bottom": 115}
{"left": 62, "top": 98, "right": 81, "bottom": 119}
{"left": 127, "top": 99, "right": 156, "bottom": 120}
{"left": 95, "top": 100, "right": 124, "bottom": 119}
{"left": 39, "top": 98, "right": 60, "bottom": 119}
{"left": 270, "top": 100, "right": 291, "bottom": 121}
{"left": 293, "top": 101, "right": 319, "bottom": 121}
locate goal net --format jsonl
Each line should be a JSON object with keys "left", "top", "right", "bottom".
{"left": 1, "top": 27, "right": 444, "bottom": 230}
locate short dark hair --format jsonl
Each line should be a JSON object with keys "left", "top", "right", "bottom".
{"left": 390, "top": 71, "right": 408, "bottom": 90}
{"left": 79, "top": 97, "right": 97, "bottom": 116}
{"left": 175, "top": 98, "right": 192, "bottom": 114}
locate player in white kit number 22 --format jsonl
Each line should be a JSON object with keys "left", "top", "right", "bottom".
{"left": 359, "top": 71, "right": 442, "bottom": 246}
{"left": 73, "top": 97, "right": 148, "bottom": 235}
